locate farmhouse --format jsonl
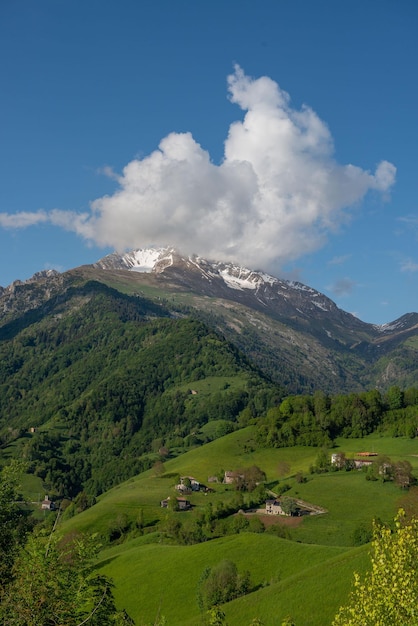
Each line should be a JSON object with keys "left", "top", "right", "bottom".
{"left": 176, "top": 497, "right": 191, "bottom": 510}
{"left": 41, "top": 495, "right": 55, "bottom": 510}
{"left": 353, "top": 459, "right": 373, "bottom": 469}
{"left": 353, "top": 452, "right": 377, "bottom": 468}
{"left": 176, "top": 476, "right": 200, "bottom": 493}
{"left": 331, "top": 452, "right": 374, "bottom": 470}
{"left": 224, "top": 470, "right": 244, "bottom": 484}
{"left": 265, "top": 499, "right": 288, "bottom": 516}
{"left": 331, "top": 453, "right": 346, "bottom": 468}
{"left": 160, "top": 497, "right": 191, "bottom": 510}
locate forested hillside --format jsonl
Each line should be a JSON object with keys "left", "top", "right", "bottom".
{"left": 0, "top": 281, "right": 279, "bottom": 496}
{"left": 256, "top": 386, "right": 418, "bottom": 448}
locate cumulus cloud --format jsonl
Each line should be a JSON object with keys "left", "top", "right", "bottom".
{"left": 0, "top": 66, "right": 396, "bottom": 271}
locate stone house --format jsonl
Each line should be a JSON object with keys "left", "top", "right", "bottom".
{"left": 160, "top": 496, "right": 191, "bottom": 510}
{"left": 176, "top": 497, "right": 191, "bottom": 510}
{"left": 176, "top": 476, "right": 200, "bottom": 493}
{"left": 265, "top": 499, "right": 288, "bottom": 516}
{"left": 223, "top": 470, "right": 244, "bottom": 485}
{"left": 41, "top": 495, "right": 55, "bottom": 510}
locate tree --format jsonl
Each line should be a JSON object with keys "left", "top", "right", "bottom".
{"left": 394, "top": 460, "right": 414, "bottom": 489}
{"left": 197, "top": 560, "right": 251, "bottom": 610}
{"left": 280, "top": 496, "right": 298, "bottom": 516}
{"left": 313, "top": 448, "right": 330, "bottom": 472}
{"left": 351, "top": 523, "right": 372, "bottom": 546}
{"left": 207, "top": 606, "right": 227, "bottom": 625}
{"left": 333, "top": 510, "right": 418, "bottom": 625}
{"left": 108, "top": 513, "right": 130, "bottom": 541}
{"left": 0, "top": 531, "right": 133, "bottom": 624}
{"left": 235, "top": 466, "right": 266, "bottom": 492}
{"left": 232, "top": 512, "right": 249, "bottom": 534}
{"left": 385, "top": 385, "right": 404, "bottom": 410}
{"left": 366, "top": 455, "right": 394, "bottom": 483}
{"left": 0, "top": 461, "right": 32, "bottom": 586}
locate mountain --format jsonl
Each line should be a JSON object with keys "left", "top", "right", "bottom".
{"left": 92, "top": 247, "right": 418, "bottom": 391}
{"left": 1, "top": 246, "right": 418, "bottom": 393}
{"left": 1, "top": 247, "right": 418, "bottom": 498}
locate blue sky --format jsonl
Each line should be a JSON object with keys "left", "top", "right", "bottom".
{"left": 1, "top": 0, "right": 417, "bottom": 324}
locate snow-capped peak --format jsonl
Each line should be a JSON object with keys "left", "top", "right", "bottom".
{"left": 94, "top": 247, "right": 174, "bottom": 272}
{"left": 94, "top": 247, "right": 331, "bottom": 303}
{"left": 126, "top": 248, "right": 172, "bottom": 272}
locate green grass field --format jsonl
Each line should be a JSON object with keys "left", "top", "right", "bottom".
{"left": 59, "top": 428, "right": 418, "bottom": 625}
{"left": 283, "top": 471, "right": 402, "bottom": 545}
{"left": 61, "top": 427, "right": 320, "bottom": 538}
{"left": 96, "top": 532, "right": 360, "bottom": 625}
{"left": 223, "top": 545, "right": 370, "bottom": 626}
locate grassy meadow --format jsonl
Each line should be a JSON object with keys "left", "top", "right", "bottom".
{"left": 96, "top": 532, "right": 361, "bottom": 625}
{"left": 56, "top": 427, "right": 418, "bottom": 624}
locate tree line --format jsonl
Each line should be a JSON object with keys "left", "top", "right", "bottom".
{"left": 256, "top": 386, "right": 418, "bottom": 448}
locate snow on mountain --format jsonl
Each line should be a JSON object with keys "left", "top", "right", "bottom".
{"left": 125, "top": 248, "right": 169, "bottom": 272}
{"left": 219, "top": 269, "right": 258, "bottom": 291}
{"left": 374, "top": 313, "right": 418, "bottom": 333}
{"left": 94, "top": 247, "right": 335, "bottom": 310}
{"left": 94, "top": 247, "right": 174, "bottom": 272}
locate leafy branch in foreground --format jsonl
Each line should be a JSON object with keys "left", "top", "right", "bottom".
{"left": 0, "top": 531, "right": 134, "bottom": 625}
{"left": 333, "top": 509, "right": 418, "bottom": 625}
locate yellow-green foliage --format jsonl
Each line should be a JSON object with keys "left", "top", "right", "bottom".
{"left": 333, "top": 510, "right": 418, "bottom": 625}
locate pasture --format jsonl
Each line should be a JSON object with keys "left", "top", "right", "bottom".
{"left": 59, "top": 428, "right": 417, "bottom": 624}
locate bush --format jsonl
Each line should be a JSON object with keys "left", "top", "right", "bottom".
{"left": 197, "top": 560, "right": 251, "bottom": 609}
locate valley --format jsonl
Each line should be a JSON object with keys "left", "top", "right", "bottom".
{"left": 58, "top": 429, "right": 418, "bottom": 625}
{"left": 0, "top": 250, "right": 417, "bottom": 625}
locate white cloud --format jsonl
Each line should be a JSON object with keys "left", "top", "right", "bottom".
{"left": 0, "top": 66, "right": 396, "bottom": 271}
{"left": 0, "top": 211, "right": 48, "bottom": 228}
{"left": 400, "top": 259, "right": 418, "bottom": 273}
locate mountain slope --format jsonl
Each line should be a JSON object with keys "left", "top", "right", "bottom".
{"left": 0, "top": 280, "right": 275, "bottom": 496}
{"left": 91, "top": 247, "right": 418, "bottom": 391}
{"left": 1, "top": 247, "right": 418, "bottom": 394}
